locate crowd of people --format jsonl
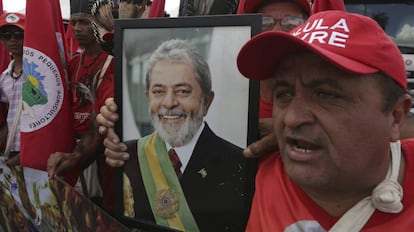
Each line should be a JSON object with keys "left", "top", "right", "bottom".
{"left": 1, "top": 0, "right": 414, "bottom": 231}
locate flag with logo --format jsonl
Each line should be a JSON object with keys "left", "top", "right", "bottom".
{"left": 21, "top": 0, "right": 77, "bottom": 184}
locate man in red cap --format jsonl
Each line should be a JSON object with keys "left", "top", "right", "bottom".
{"left": 0, "top": 12, "right": 25, "bottom": 164}
{"left": 237, "top": 10, "right": 414, "bottom": 231}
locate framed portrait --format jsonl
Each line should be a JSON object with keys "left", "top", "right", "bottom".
{"left": 114, "top": 14, "right": 261, "bottom": 231}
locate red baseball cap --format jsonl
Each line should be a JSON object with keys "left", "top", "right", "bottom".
{"left": 241, "top": 0, "right": 311, "bottom": 15}
{"left": 0, "top": 12, "right": 25, "bottom": 30}
{"left": 237, "top": 10, "right": 407, "bottom": 90}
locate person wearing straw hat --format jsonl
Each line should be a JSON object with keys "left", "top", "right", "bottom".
{"left": 236, "top": 10, "right": 414, "bottom": 231}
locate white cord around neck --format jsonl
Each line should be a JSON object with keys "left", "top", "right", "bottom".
{"left": 329, "top": 141, "right": 403, "bottom": 232}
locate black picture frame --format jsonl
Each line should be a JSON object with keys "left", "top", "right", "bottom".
{"left": 113, "top": 14, "right": 261, "bottom": 231}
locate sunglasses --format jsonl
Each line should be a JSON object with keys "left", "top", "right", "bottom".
{"left": 0, "top": 31, "right": 24, "bottom": 40}
{"left": 262, "top": 15, "right": 305, "bottom": 32}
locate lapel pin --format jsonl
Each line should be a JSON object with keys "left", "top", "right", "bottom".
{"left": 198, "top": 168, "right": 207, "bottom": 178}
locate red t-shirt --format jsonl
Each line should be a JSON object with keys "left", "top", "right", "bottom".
{"left": 68, "top": 52, "right": 114, "bottom": 136}
{"left": 68, "top": 51, "right": 116, "bottom": 213}
{"left": 247, "top": 139, "right": 414, "bottom": 231}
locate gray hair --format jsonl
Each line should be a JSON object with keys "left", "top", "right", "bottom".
{"left": 145, "top": 39, "right": 212, "bottom": 100}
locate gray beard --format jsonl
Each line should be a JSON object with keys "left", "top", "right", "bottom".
{"left": 150, "top": 102, "right": 204, "bottom": 147}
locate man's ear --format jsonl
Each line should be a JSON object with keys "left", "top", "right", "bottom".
{"left": 390, "top": 93, "right": 412, "bottom": 141}
{"left": 202, "top": 91, "right": 214, "bottom": 116}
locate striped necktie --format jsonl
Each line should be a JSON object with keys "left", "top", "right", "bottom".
{"left": 168, "top": 148, "right": 182, "bottom": 178}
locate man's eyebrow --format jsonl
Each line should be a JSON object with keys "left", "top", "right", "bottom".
{"left": 150, "top": 83, "right": 165, "bottom": 88}
{"left": 303, "top": 78, "right": 343, "bottom": 90}
{"left": 274, "top": 78, "right": 343, "bottom": 88}
{"left": 150, "top": 82, "right": 193, "bottom": 88}
{"left": 174, "top": 83, "right": 193, "bottom": 89}
{"left": 274, "top": 80, "right": 291, "bottom": 88}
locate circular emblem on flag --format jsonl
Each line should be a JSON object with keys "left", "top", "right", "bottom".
{"left": 21, "top": 46, "right": 64, "bottom": 132}
{"left": 5, "top": 13, "right": 21, "bottom": 23}
{"left": 154, "top": 189, "right": 180, "bottom": 219}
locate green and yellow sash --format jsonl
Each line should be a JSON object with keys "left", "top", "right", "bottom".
{"left": 138, "top": 132, "right": 199, "bottom": 232}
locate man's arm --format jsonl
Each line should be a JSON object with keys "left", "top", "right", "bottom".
{"left": 47, "top": 114, "right": 103, "bottom": 177}
{"left": 243, "top": 118, "right": 279, "bottom": 158}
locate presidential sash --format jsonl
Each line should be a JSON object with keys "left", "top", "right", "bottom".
{"left": 138, "top": 132, "right": 199, "bottom": 232}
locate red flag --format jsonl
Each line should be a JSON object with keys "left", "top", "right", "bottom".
{"left": 148, "top": 0, "right": 166, "bottom": 17}
{"left": 21, "top": 0, "right": 77, "bottom": 184}
{"left": 237, "top": 0, "right": 247, "bottom": 13}
{"left": 312, "top": 0, "right": 345, "bottom": 14}
{"left": 65, "top": 23, "right": 80, "bottom": 58}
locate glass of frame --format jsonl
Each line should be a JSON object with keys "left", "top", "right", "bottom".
{"left": 114, "top": 14, "right": 261, "bottom": 232}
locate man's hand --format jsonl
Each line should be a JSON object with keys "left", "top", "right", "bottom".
{"left": 243, "top": 132, "right": 279, "bottom": 158}
{"left": 118, "top": 0, "right": 147, "bottom": 19}
{"left": 103, "top": 127, "right": 129, "bottom": 167}
{"left": 243, "top": 118, "right": 279, "bottom": 158}
{"left": 47, "top": 152, "right": 81, "bottom": 178}
{"left": 258, "top": 118, "right": 274, "bottom": 138}
{"left": 97, "top": 98, "right": 130, "bottom": 167}
{"left": 97, "top": 98, "right": 119, "bottom": 135}
{"left": 6, "top": 154, "right": 20, "bottom": 166}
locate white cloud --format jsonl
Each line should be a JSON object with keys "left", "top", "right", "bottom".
{"left": 3, "top": 0, "right": 25, "bottom": 12}
{"left": 396, "top": 24, "right": 414, "bottom": 47}
{"left": 3, "top": 0, "right": 70, "bottom": 19}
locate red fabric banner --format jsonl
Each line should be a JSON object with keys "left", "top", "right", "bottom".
{"left": 65, "top": 23, "right": 79, "bottom": 58}
{"left": 21, "top": 0, "right": 77, "bottom": 184}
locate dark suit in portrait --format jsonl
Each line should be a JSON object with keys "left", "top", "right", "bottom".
{"left": 120, "top": 123, "right": 253, "bottom": 232}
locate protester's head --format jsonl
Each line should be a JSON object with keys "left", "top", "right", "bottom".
{"left": 241, "top": 0, "right": 310, "bottom": 32}
{"left": 70, "top": 0, "right": 96, "bottom": 49}
{"left": 0, "top": 12, "right": 25, "bottom": 56}
{"left": 145, "top": 39, "right": 214, "bottom": 147}
{"left": 70, "top": 0, "right": 114, "bottom": 51}
{"left": 237, "top": 10, "right": 410, "bottom": 192}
